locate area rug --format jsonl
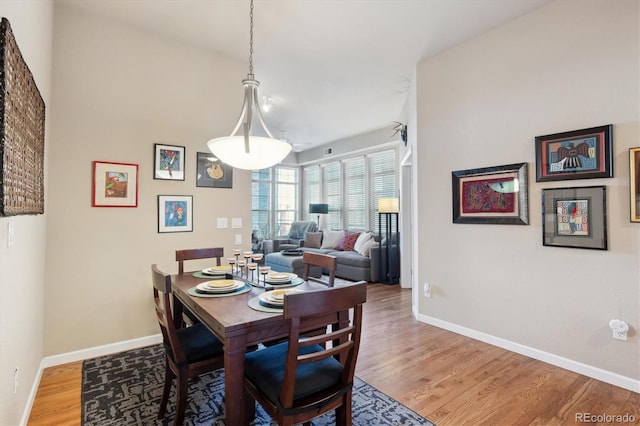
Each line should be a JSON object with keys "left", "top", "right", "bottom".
{"left": 82, "top": 344, "right": 432, "bottom": 426}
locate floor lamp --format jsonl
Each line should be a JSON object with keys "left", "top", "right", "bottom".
{"left": 308, "top": 203, "right": 328, "bottom": 227}
{"left": 378, "top": 198, "right": 399, "bottom": 285}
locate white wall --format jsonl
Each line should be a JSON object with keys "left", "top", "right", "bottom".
{"left": 0, "top": 2, "right": 53, "bottom": 424}
{"left": 45, "top": 4, "right": 253, "bottom": 356}
{"left": 416, "top": 0, "right": 639, "bottom": 386}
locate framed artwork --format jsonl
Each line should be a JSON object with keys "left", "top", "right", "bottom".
{"left": 158, "top": 195, "right": 193, "bottom": 233}
{"left": 452, "top": 162, "right": 529, "bottom": 225}
{"left": 154, "top": 144, "right": 185, "bottom": 180}
{"left": 630, "top": 147, "right": 640, "bottom": 223}
{"left": 196, "top": 152, "right": 233, "bottom": 188}
{"left": 92, "top": 161, "right": 139, "bottom": 207}
{"left": 1, "top": 18, "right": 45, "bottom": 216}
{"left": 535, "top": 124, "right": 613, "bottom": 182}
{"left": 542, "top": 186, "right": 607, "bottom": 250}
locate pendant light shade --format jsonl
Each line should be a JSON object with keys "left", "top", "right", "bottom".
{"left": 207, "top": 0, "right": 291, "bottom": 170}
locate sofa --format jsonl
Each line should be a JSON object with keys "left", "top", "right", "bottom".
{"left": 299, "top": 229, "right": 399, "bottom": 283}
{"left": 272, "top": 221, "right": 318, "bottom": 252}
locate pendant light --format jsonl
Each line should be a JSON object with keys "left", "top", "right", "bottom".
{"left": 207, "top": 0, "right": 292, "bottom": 170}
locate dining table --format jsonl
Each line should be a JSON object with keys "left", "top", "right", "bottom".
{"left": 170, "top": 270, "right": 330, "bottom": 426}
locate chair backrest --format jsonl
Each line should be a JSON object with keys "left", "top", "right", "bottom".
{"left": 302, "top": 251, "right": 337, "bottom": 287}
{"left": 279, "top": 281, "right": 367, "bottom": 411}
{"left": 175, "top": 247, "right": 224, "bottom": 274}
{"left": 151, "top": 264, "right": 187, "bottom": 364}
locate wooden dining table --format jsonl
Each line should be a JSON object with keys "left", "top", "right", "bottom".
{"left": 171, "top": 272, "right": 328, "bottom": 425}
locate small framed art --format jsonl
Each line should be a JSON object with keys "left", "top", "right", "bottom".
{"left": 196, "top": 152, "right": 233, "bottom": 188}
{"left": 630, "top": 147, "right": 640, "bottom": 223}
{"left": 542, "top": 186, "right": 607, "bottom": 250}
{"left": 452, "top": 162, "right": 529, "bottom": 225}
{"left": 535, "top": 124, "right": 613, "bottom": 182}
{"left": 158, "top": 195, "right": 193, "bottom": 233}
{"left": 92, "top": 161, "right": 138, "bottom": 207}
{"left": 154, "top": 144, "right": 185, "bottom": 180}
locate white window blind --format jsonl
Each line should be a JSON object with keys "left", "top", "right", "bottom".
{"left": 251, "top": 169, "right": 272, "bottom": 239}
{"left": 344, "top": 157, "right": 366, "bottom": 230}
{"left": 251, "top": 166, "right": 299, "bottom": 239}
{"left": 302, "top": 166, "right": 320, "bottom": 222}
{"left": 323, "top": 162, "right": 342, "bottom": 230}
{"left": 368, "top": 149, "right": 397, "bottom": 232}
{"left": 274, "top": 167, "right": 298, "bottom": 236}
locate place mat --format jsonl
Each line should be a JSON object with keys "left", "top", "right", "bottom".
{"left": 247, "top": 296, "right": 283, "bottom": 313}
{"left": 187, "top": 284, "right": 251, "bottom": 298}
{"left": 192, "top": 271, "right": 233, "bottom": 279}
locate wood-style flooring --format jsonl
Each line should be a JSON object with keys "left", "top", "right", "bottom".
{"left": 28, "top": 283, "right": 638, "bottom": 425}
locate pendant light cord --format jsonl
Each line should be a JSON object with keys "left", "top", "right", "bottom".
{"left": 248, "top": 0, "right": 254, "bottom": 76}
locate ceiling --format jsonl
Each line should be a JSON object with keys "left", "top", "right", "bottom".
{"left": 59, "top": 0, "right": 554, "bottom": 152}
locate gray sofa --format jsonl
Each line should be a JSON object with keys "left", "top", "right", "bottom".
{"left": 300, "top": 231, "right": 398, "bottom": 283}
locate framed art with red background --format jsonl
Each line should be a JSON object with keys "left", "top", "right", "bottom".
{"left": 92, "top": 161, "right": 139, "bottom": 207}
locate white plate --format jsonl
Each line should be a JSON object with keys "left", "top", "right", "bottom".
{"left": 258, "top": 288, "right": 304, "bottom": 306}
{"left": 265, "top": 272, "right": 298, "bottom": 283}
{"left": 196, "top": 280, "right": 244, "bottom": 294}
{"left": 202, "top": 266, "right": 231, "bottom": 275}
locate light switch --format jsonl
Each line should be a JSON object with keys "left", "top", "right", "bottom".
{"left": 217, "top": 218, "right": 228, "bottom": 229}
{"left": 232, "top": 218, "right": 242, "bottom": 228}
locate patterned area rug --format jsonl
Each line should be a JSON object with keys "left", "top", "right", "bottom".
{"left": 82, "top": 344, "right": 432, "bottom": 426}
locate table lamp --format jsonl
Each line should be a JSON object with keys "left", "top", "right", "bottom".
{"left": 308, "top": 203, "right": 329, "bottom": 226}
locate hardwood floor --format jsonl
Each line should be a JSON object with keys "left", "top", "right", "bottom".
{"left": 28, "top": 283, "right": 638, "bottom": 425}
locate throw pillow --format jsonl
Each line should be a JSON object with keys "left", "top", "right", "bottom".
{"left": 353, "top": 231, "right": 373, "bottom": 253}
{"left": 341, "top": 232, "right": 361, "bottom": 251}
{"left": 333, "top": 231, "right": 349, "bottom": 250}
{"left": 304, "top": 232, "right": 322, "bottom": 249}
{"left": 321, "top": 230, "right": 344, "bottom": 249}
{"left": 359, "top": 238, "right": 379, "bottom": 257}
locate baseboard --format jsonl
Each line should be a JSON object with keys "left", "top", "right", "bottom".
{"left": 22, "top": 334, "right": 163, "bottom": 425}
{"left": 415, "top": 313, "right": 640, "bottom": 393}
{"left": 41, "top": 334, "right": 163, "bottom": 368}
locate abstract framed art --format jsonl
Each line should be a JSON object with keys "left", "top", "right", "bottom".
{"left": 452, "top": 162, "right": 529, "bottom": 225}
{"left": 158, "top": 195, "right": 193, "bottom": 233}
{"left": 92, "top": 161, "right": 139, "bottom": 207}
{"left": 542, "top": 186, "right": 607, "bottom": 250}
{"left": 535, "top": 124, "right": 613, "bottom": 182}
{"left": 154, "top": 144, "right": 185, "bottom": 181}
{"left": 630, "top": 147, "right": 640, "bottom": 223}
{"left": 196, "top": 152, "right": 233, "bottom": 188}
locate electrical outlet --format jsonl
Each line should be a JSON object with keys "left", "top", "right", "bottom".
{"left": 423, "top": 282, "right": 431, "bottom": 298}
{"left": 7, "top": 221, "right": 15, "bottom": 247}
{"left": 235, "top": 234, "right": 242, "bottom": 245}
{"left": 14, "top": 367, "right": 18, "bottom": 394}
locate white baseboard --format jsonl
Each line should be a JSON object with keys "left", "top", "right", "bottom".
{"left": 415, "top": 313, "right": 640, "bottom": 393}
{"left": 21, "top": 334, "right": 163, "bottom": 426}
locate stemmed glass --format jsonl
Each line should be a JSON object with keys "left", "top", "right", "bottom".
{"left": 227, "top": 257, "right": 236, "bottom": 275}
{"left": 248, "top": 262, "right": 257, "bottom": 283}
{"left": 259, "top": 266, "right": 270, "bottom": 288}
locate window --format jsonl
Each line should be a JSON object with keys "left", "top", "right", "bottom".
{"left": 302, "top": 166, "right": 321, "bottom": 222}
{"left": 323, "top": 162, "right": 342, "bottom": 230}
{"left": 368, "top": 150, "right": 397, "bottom": 232}
{"left": 252, "top": 166, "right": 299, "bottom": 239}
{"left": 343, "top": 157, "right": 366, "bottom": 229}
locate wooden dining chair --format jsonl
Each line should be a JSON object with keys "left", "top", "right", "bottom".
{"left": 243, "top": 281, "right": 367, "bottom": 426}
{"left": 151, "top": 264, "right": 224, "bottom": 426}
{"left": 302, "top": 251, "right": 337, "bottom": 287}
{"left": 175, "top": 247, "right": 224, "bottom": 274}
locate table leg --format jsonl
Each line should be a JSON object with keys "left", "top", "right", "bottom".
{"left": 224, "top": 335, "right": 248, "bottom": 426}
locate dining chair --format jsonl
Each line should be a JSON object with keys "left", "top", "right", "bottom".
{"left": 244, "top": 281, "right": 368, "bottom": 426}
{"left": 151, "top": 264, "right": 224, "bottom": 426}
{"left": 302, "top": 251, "right": 337, "bottom": 287}
{"left": 175, "top": 247, "right": 224, "bottom": 274}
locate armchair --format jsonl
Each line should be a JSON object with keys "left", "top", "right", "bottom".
{"left": 273, "top": 221, "right": 318, "bottom": 252}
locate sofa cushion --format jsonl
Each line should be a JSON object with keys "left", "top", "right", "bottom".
{"left": 358, "top": 238, "right": 378, "bottom": 257}
{"left": 304, "top": 232, "right": 323, "bottom": 249}
{"left": 321, "top": 230, "right": 344, "bottom": 249}
{"left": 341, "top": 232, "right": 361, "bottom": 251}
{"left": 329, "top": 250, "right": 370, "bottom": 268}
{"left": 353, "top": 232, "right": 373, "bottom": 253}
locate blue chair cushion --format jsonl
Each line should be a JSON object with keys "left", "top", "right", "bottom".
{"left": 165, "top": 323, "right": 223, "bottom": 365}
{"left": 244, "top": 342, "right": 343, "bottom": 404}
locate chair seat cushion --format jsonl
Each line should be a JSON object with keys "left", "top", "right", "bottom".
{"left": 166, "top": 323, "right": 223, "bottom": 364}
{"left": 244, "top": 342, "right": 343, "bottom": 404}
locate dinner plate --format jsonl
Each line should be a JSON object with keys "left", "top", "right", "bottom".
{"left": 202, "top": 265, "right": 232, "bottom": 275}
{"left": 258, "top": 288, "right": 304, "bottom": 306}
{"left": 196, "top": 280, "right": 245, "bottom": 294}
{"left": 265, "top": 272, "right": 298, "bottom": 283}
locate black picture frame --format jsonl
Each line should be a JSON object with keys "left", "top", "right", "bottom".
{"left": 452, "top": 163, "right": 529, "bottom": 225}
{"left": 542, "top": 185, "right": 607, "bottom": 250}
{"left": 196, "top": 152, "right": 233, "bottom": 188}
{"left": 535, "top": 125, "right": 613, "bottom": 182}
{"left": 154, "top": 144, "right": 185, "bottom": 181}
{"left": 630, "top": 148, "right": 640, "bottom": 223}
